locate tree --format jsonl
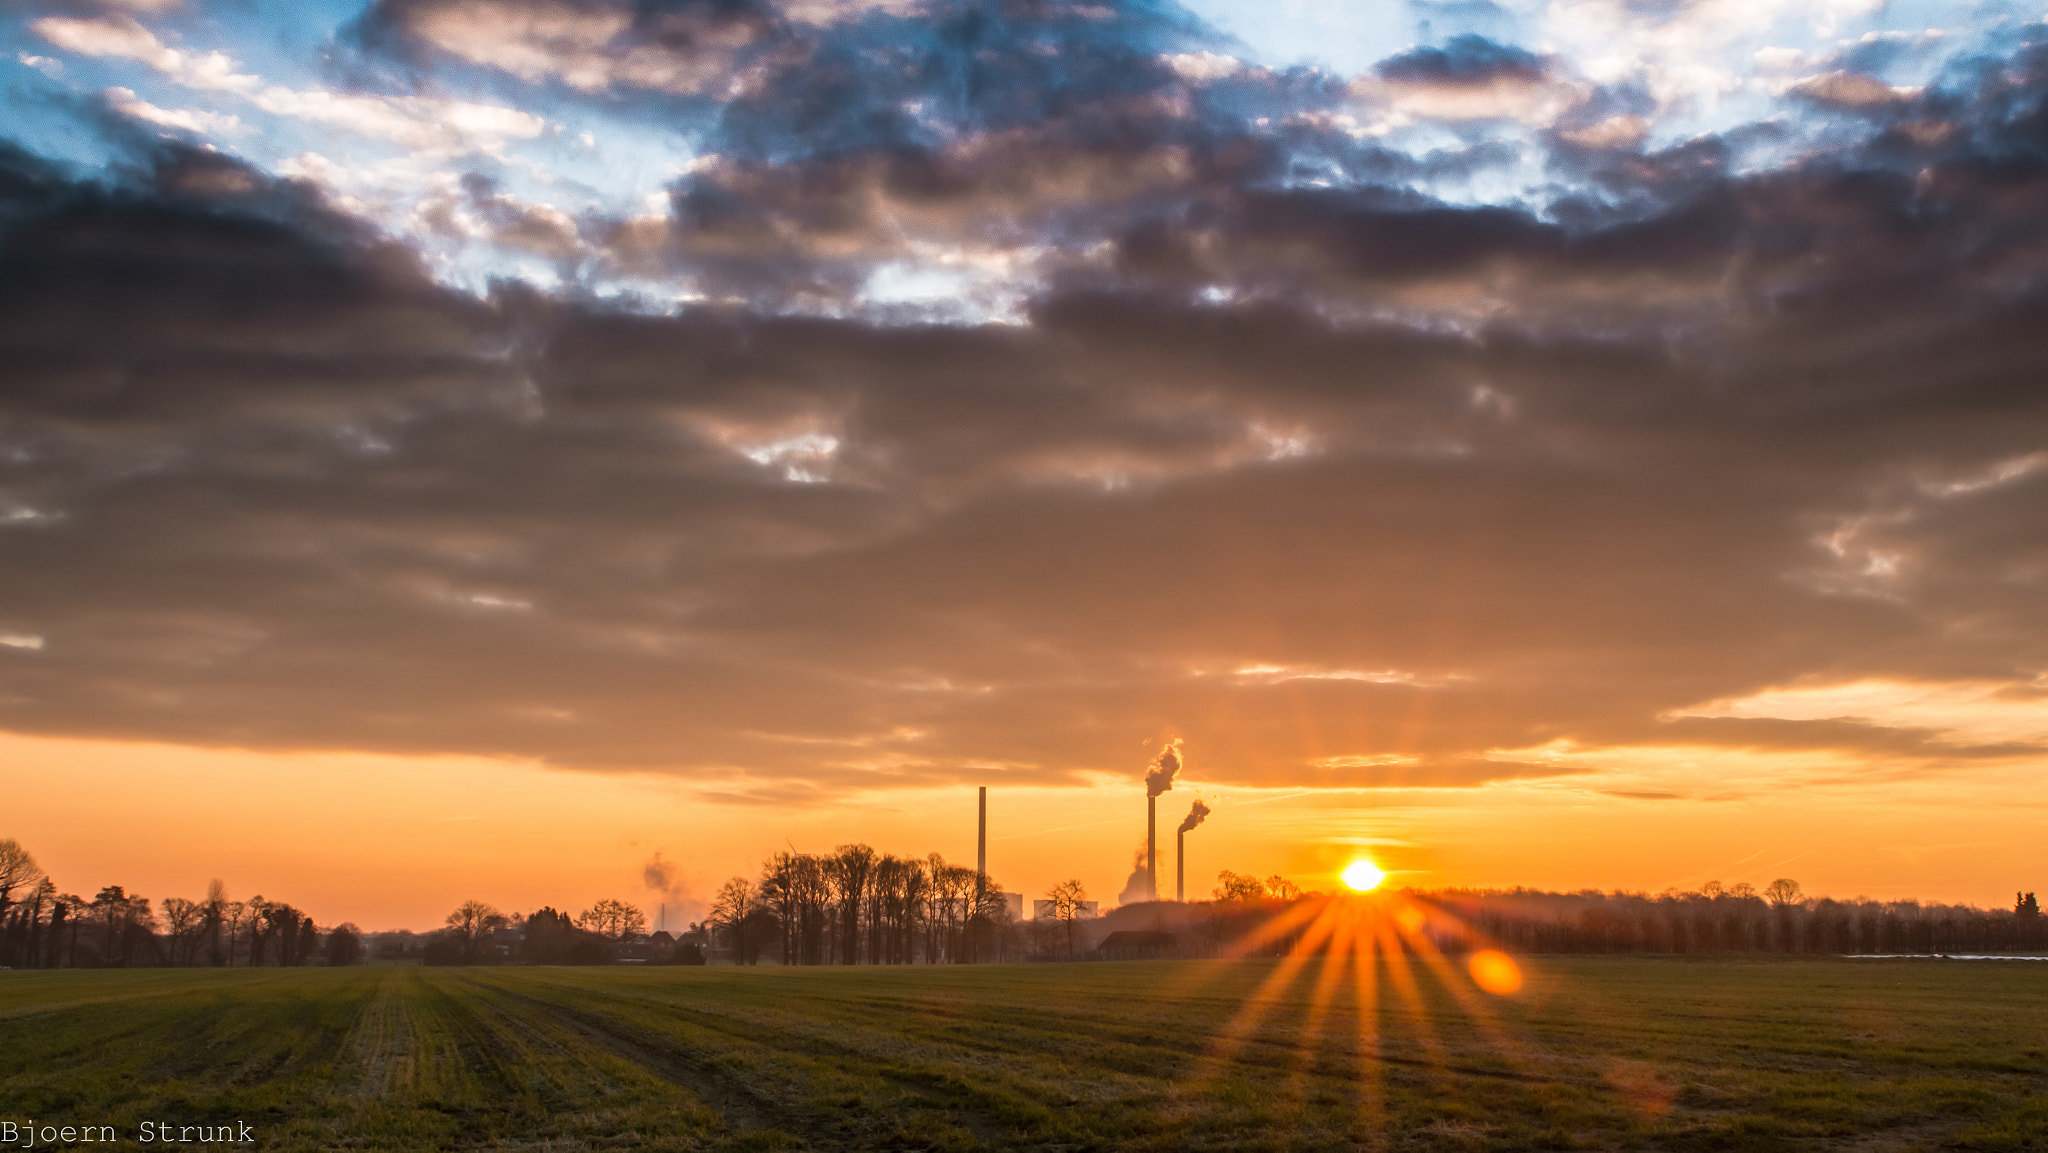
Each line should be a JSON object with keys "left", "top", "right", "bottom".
{"left": 0, "top": 840, "right": 42, "bottom": 921}
{"left": 222, "top": 899, "right": 252, "bottom": 966}
{"left": 257, "top": 902, "right": 312, "bottom": 966}
{"left": 1264, "top": 875, "right": 1302, "bottom": 901}
{"left": 925, "top": 856, "right": 978, "bottom": 963}
{"left": 576, "top": 899, "right": 646, "bottom": 940}
{"left": 298, "top": 913, "right": 320, "bottom": 965}
{"left": 520, "top": 907, "right": 577, "bottom": 963}
{"left": 1043, "top": 879, "right": 1089, "bottom": 959}
{"left": 2018, "top": 892, "right": 2040, "bottom": 919}
{"left": 968, "top": 873, "right": 1015, "bottom": 963}
{"left": 160, "top": 897, "right": 203, "bottom": 966}
{"left": 1214, "top": 871, "right": 1266, "bottom": 902}
{"left": 20, "top": 879, "right": 55, "bottom": 969}
{"left": 89, "top": 886, "right": 149, "bottom": 966}
{"left": 826, "top": 844, "right": 877, "bottom": 965}
{"left": 325, "top": 924, "right": 364, "bottom": 966}
{"left": 444, "top": 900, "right": 508, "bottom": 963}
{"left": 1765, "top": 879, "right": 1803, "bottom": 908}
{"left": 709, "top": 877, "right": 755, "bottom": 964}
{"left": 200, "top": 880, "right": 229, "bottom": 966}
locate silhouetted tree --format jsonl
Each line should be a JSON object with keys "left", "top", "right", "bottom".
{"left": 709, "top": 877, "right": 757, "bottom": 964}
{"left": 826, "top": 844, "right": 877, "bottom": 964}
{"left": 441, "top": 900, "right": 508, "bottom": 964}
{"left": 1044, "top": 879, "right": 1089, "bottom": 959}
{"left": 325, "top": 924, "right": 364, "bottom": 966}
{"left": 0, "top": 840, "right": 42, "bottom": 931}
{"left": 1214, "top": 871, "right": 1265, "bottom": 902}
{"left": 521, "top": 907, "right": 576, "bottom": 963}
{"left": 576, "top": 899, "right": 646, "bottom": 940}
{"left": 159, "top": 897, "right": 203, "bottom": 965}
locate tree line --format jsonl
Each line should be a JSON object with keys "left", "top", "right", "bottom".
{"left": 417, "top": 898, "right": 702, "bottom": 965}
{"left": 11, "top": 831, "right": 2042, "bottom": 969}
{"left": 708, "top": 846, "right": 1024, "bottom": 964}
{"left": 1418, "top": 881, "right": 2048, "bottom": 955}
{"left": 0, "top": 839, "right": 361, "bottom": 968}
{"left": 420, "top": 846, "right": 1042, "bottom": 967}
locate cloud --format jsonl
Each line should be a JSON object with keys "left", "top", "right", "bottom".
{"left": 249, "top": 88, "right": 545, "bottom": 154}
{"left": 32, "top": 14, "right": 257, "bottom": 92}
{"left": 33, "top": 13, "right": 544, "bottom": 156}
{"left": 380, "top": 0, "right": 777, "bottom": 96}
{"left": 104, "top": 86, "right": 244, "bottom": 136}
{"left": 1674, "top": 680, "right": 2048, "bottom": 747}
{"left": 1374, "top": 35, "right": 1548, "bottom": 87}
{"left": 4, "top": 7, "right": 2048, "bottom": 804}
{"left": 1793, "top": 70, "right": 1920, "bottom": 108}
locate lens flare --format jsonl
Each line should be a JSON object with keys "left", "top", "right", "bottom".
{"left": 1467, "top": 949, "right": 1523, "bottom": 995}
{"left": 1341, "top": 860, "right": 1386, "bottom": 891}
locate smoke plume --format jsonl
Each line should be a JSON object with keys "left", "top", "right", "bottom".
{"left": 1116, "top": 841, "right": 1150, "bottom": 906}
{"left": 641, "top": 851, "right": 697, "bottom": 919}
{"left": 1178, "top": 798, "right": 1211, "bottom": 834}
{"left": 1145, "top": 740, "right": 1184, "bottom": 797}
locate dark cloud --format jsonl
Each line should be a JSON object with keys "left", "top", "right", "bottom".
{"left": 6, "top": 20, "right": 2048, "bottom": 801}
{"left": 1374, "top": 34, "right": 1546, "bottom": 87}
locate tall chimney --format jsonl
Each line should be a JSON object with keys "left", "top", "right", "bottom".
{"left": 1175, "top": 799, "right": 1210, "bottom": 904}
{"left": 976, "top": 786, "right": 987, "bottom": 890}
{"left": 1147, "top": 794, "right": 1157, "bottom": 902}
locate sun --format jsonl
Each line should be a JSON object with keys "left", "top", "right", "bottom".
{"left": 1340, "top": 859, "right": 1386, "bottom": 892}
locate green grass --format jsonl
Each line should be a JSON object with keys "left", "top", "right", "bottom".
{"left": 2, "top": 957, "right": 2044, "bottom": 1150}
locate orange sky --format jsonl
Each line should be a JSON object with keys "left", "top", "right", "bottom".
{"left": 6, "top": 0, "right": 2048, "bottom": 944}
{"left": 7, "top": 727, "right": 2038, "bottom": 930}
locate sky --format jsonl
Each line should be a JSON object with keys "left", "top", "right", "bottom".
{"left": 2, "top": 0, "right": 2047, "bottom": 929}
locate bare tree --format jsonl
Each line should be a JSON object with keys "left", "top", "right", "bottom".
{"left": 0, "top": 840, "right": 42, "bottom": 919}
{"left": 201, "top": 880, "right": 228, "bottom": 966}
{"left": 926, "top": 855, "right": 976, "bottom": 963}
{"left": 1043, "top": 879, "right": 1089, "bottom": 959}
{"left": 90, "top": 886, "right": 133, "bottom": 966}
{"left": 826, "top": 844, "right": 877, "bottom": 964}
{"left": 757, "top": 854, "right": 800, "bottom": 965}
{"left": 1214, "top": 871, "right": 1265, "bottom": 902}
{"left": 222, "top": 899, "right": 252, "bottom": 966}
{"left": 709, "top": 877, "right": 755, "bottom": 963}
{"left": 784, "top": 855, "right": 831, "bottom": 965}
{"left": 21, "top": 879, "right": 55, "bottom": 968}
{"left": 160, "top": 897, "right": 203, "bottom": 965}
{"left": 445, "top": 900, "right": 509, "bottom": 962}
{"left": 576, "top": 899, "right": 646, "bottom": 940}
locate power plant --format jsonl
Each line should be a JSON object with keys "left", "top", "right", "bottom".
{"left": 1143, "top": 741, "right": 1184, "bottom": 902}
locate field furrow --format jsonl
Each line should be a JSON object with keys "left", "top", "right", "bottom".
{"left": 2, "top": 958, "right": 2044, "bottom": 1151}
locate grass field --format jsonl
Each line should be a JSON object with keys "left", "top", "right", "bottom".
{"left": 2, "top": 957, "right": 2044, "bottom": 1151}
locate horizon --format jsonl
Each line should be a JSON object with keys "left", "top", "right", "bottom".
{"left": 5, "top": 0, "right": 2048, "bottom": 932}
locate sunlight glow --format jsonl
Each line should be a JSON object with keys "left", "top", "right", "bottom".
{"left": 1342, "top": 860, "right": 1387, "bottom": 891}
{"left": 1467, "top": 949, "right": 1523, "bottom": 995}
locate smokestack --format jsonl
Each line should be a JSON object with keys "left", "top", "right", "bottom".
{"left": 1142, "top": 741, "right": 1184, "bottom": 904}
{"left": 1176, "top": 799, "right": 1210, "bottom": 902}
{"left": 976, "top": 786, "right": 986, "bottom": 891}
{"left": 1147, "top": 795, "right": 1157, "bottom": 901}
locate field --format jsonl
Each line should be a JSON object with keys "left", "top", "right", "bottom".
{"left": 2, "top": 958, "right": 2044, "bottom": 1151}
